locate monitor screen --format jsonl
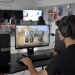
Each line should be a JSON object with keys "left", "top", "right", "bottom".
{"left": 23, "top": 10, "right": 42, "bottom": 21}
{"left": 15, "top": 25, "right": 50, "bottom": 49}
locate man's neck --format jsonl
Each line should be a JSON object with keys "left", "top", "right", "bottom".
{"left": 64, "top": 37, "right": 75, "bottom": 48}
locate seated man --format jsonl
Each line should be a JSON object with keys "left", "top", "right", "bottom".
{"left": 37, "top": 16, "right": 46, "bottom": 25}
{"left": 20, "top": 15, "right": 75, "bottom": 75}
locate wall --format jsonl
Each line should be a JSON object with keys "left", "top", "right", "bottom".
{"left": 0, "top": 0, "right": 36, "bottom": 10}
{"left": 38, "top": 3, "right": 75, "bottom": 49}
{"left": 39, "top": 3, "right": 75, "bottom": 23}
{"left": 35, "top": 0, "right": 75, "bottom": 7}
{"left": 0, "top": 3, "right": 11, "bottom": 9}
{"left": 0, "top": 0, "right": 75, "bottom": 10}
{"left": 11, "top": 0, "right": 35, "bottom": 10}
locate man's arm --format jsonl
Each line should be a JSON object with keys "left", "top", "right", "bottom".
{"left": 20, "top": 57, "right": 48, "bottom": 75}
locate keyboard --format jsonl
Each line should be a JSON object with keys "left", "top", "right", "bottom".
{"left": 22, "top": 54, "right": 51, "bottom": 61}
{"left": 17, "top": 54, "right": 51, "bottom": 65}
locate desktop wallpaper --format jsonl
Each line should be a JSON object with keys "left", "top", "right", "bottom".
{"left": 16, "top": 26, "right": 49, "bottom": 48}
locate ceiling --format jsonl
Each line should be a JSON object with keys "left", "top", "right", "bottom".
{"left": 0, "top": 0, "right": 14, "bottom": 3}
{"left": 0, "top": 0, "right": 75, "bottom": 4}
{"left": 0, "top": 0, "right": 75, "bottom": 10}
{"left": 0, "top": 0, "right": 40, "bottom": 3}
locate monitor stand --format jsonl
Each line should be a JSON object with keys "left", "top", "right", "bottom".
{"left": 27, "top": 47, "right": 34, "bottom": 55}
{"left": 21, "top": 47, "right": 34, "bottom": 58}
{"left": 17, "top": 48, "right": 34, "bottom": 63}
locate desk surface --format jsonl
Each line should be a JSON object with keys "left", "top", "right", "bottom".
{"left": 9, "top": 49, "right": 51, "bottom": 74}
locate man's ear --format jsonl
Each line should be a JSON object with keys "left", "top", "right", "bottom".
{"left": 58, "top": 30, "right": 65, "bottom": 41}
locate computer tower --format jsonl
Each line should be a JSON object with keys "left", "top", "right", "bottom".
{"left": 0, "top": 34, "right": 10, "bottom": 73}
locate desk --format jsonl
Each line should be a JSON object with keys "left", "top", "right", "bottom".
{"left": 9, "top": 49, "right": 51, "bottom": 74}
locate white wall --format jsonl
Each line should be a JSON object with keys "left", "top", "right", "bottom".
{"left": 11, "top": 0, "right": 35, "bottom": 10}
{"left": 0, "top": 0, "right": 75, "bottom": 10}
{"left": 0, "top": 0, "right": 36, "bottom": 10}
{"left": 35, "top": 0, "right": 75, "bottom": 7}
{"left": 0, "top": 3, "right": 11, "bottom": 9}
{"left": 39, "top": 3, "right": 75, "bottom": 25}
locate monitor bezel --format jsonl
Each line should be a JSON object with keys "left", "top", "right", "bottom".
{"left": 15, "top": 25, "right": 50, "bottom": 49}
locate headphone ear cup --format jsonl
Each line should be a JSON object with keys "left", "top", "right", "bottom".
{"left": 60, "top": 25, "right": 72, "bottom": 37}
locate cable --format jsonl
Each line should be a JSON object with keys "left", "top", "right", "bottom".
{"left": 52, "top": 41, "right": 55, "bottom": 49}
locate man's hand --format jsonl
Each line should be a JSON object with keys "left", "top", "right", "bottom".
{"left": 49, "top": 49, "right": 58, "bottom": 56}
{"left": 20, "top": 57, "right": 34, "bottom": 69}
{"left": 20, "top": 57, "right": 48, "bottom": 75}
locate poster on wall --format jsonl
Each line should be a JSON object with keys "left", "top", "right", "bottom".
{"left": 48, "top": 9, "right": 53, "bottom": 22}
{"left": 53, "top": 11, "right": 58, "bottom": 21}
{"left": 52, "top": 7, "right": 59, "bottom": 21}
{"left": 48, "top": 6, "right": 63, "bottom": 22}
{"left": 58, "top": 7, "right": 63, "bottom": 16}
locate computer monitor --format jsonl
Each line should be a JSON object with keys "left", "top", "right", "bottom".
{"left": 23, "top": 10, "right": 42, "bottom": 21}
{"left": 15, "top": 25, "right": 50, "bottom": 55}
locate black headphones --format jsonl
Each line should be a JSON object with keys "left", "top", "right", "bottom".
{"left": 57, "top": 15, "right": 75, "bottom": 38}
{"left": 59, "top": 23, "right": 72, "bottom": 37}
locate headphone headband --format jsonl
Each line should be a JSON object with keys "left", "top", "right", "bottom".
{"left": 56, "top": 15, "right": 75, "bottom": 39}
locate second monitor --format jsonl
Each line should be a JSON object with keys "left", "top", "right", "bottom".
{"left": 15, "top": 25, "right": 50, "bottom": 55}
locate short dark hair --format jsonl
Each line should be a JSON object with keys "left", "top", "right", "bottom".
{"left": 39, "top": 16, "right": 43, "bottom": 20}
{"left": 56, "top": 15, "right": 75, "bottom": 39}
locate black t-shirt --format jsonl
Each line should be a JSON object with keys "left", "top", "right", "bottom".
{"left": 37, "top": 20, "right": 46, "bottom": 25}
{"left": 46, "top": 44, "right": 75, "bottom": 75}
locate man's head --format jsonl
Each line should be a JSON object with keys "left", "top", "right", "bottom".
{"left": 38, "top": 16, "right": 44, "bottom": 20}
{"left": 56, "top": 15, "right": 75, "bottom": 47}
